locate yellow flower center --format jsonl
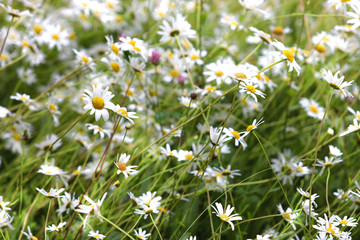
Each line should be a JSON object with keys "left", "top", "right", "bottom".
{"left": 22, "top": 40, "right": 30, "bottom": 48}
{"left": 49, "top": 104, "right": 56, "bottom": 112}
{"left": 126, "top": 89, "right": 134, "bottom": 97}
{"left": 282, "top": 50, "right": 294, "bottom": 63}
{"left": 170, "top": 70, "right": 180, "bottom": 77}
{"left": 33, "top": 24, "right": 43, "bottom": 35}
{"left": 20, "top": 96, "right": 28, "bottom": 101}
{"left": 81, "top": 56, "right": 90, "bottom": 63}
{"left": 296, "top": 166, "right": 303, "bottom": 172}
{"left": 309, "top": 105, "right": 318, "bottom": 113}
{"left": 110, "top": 62, "right": 120, "bottom": 73}
{"left": 340, "top": 219, "right": 348, "bottom": 225}
{"left": 341, "top": 0, "right": 351, "bottom": 2}
{"left": 94, "top": 235, "right": 100, "bottom": 238}
{"left": 111, "top": 44, "right": 119, "bottom": 55}
{"left": 128, "top": 40, "right": 136, "bottom": 46}
{"left": 133, "top": 46, "right": 141, "bottom": 52}
{"left": 232, "top": 131, "right": 240, "bottom": 139}
{"left": 324, "top": 162, "right": 333, "bottom": 167}
{"left": 0, "top": 53, "right": 9, "bottom": 60}
{"left": 272, "top": 26, "right": 284, "bottom": 35}
{"left": 92, "top": 97, "right": 105, "bottom": 109}
{"left": 117, "top": 162, "right": 127, "bottom": 171}
{"left": 31, "top": 237, "right": 38, "bottom": 240}
{"left": 215, "top": 70, "right": 223, "bottom": 77}
{"left": 235, "top": 72, "right": 247, "bottom": 79}
{"left": 283, "top": 213, "right": 291, "bottom": 220}
{"left": 325, "top": 227, "right": 336, "bottom": 235}
{"left": 219, "top": 214, "right": 229, "bottom": 221}
{"left": 12, "top": 133, "right": 21, "bottom": 141}
{"left": 191, "top": 54, "right": 199, "bottom": 60}
{"left": 73, "top": 170, "right": 81, "bottom": 175}
{"left": 185, "top": 154, "right": 193, "bottom": 160}
{"left": 315, "top": 44, "right": 326, "bottom": 53}
{"left": 247, "top": 125, "right": 255, "bottom": 132}
{"left": 106, "top": 0, "right": 114, "bottom": 8}
{"left": 117, "top": 109, "right": 128, "bottom": 117}
{"left": 246, "top": 85, "right": 256, "bottom": 93}
{"left": 52, "top": 33, "right": 60, "bottom": 40}
{"left": 205, "top": 86, "right": 216, "bottom": 91}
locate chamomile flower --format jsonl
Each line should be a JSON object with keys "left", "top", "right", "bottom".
{"left": 22, "top": 226, "right": 38, "bottom": 240}
{"left": 277, "top": 204, "right": 298, "bottom": 230}
{"left": 134, "top": 228, "right": 151, "bottom": 239}
{"left": 329, "top": 145, "right": 343, "bottom": 157}
{"left": 114, "top": 153, "right": 138, "bottom": 179}
{"left": 114, "top": 105, "right": 138, "bottom": 124}
{"left": 38, "top": 163, "right": 65, "bottom": 176}
{"left": 36, "top": 188, "right": 65, "bottom": 198}
{"left": 321, "top": 69, "right": 353, "bottom": 97}
{"left": 0, "top": 4, "right": 32, "bottom": 17}
{"left": 85, "top": 123, "right": 111, "bottom": 139}
{"left": 160, "top": 144, "right": 177, "bottom": 158}
{"left": 83, "top": 85, "right": 115, "bottom": 121}
{"left": 334, "top": 215, "right": 358, "bottom": 227}
{"left": 158, "top": 14, "right": 196, "bottom": 44}
{"left": 239, "top": 80, "right": 265, "bottom": 102}
{"left": 119, "top": 36, "right": 147, "bottom": 59}
{"left": 88, "top": 230, "right": 106, "bottom": 239}
{"left": 35, "top": 134, "right": 62, "bottom": 156}
{"left": 299, "top": 98, "right": 325, "bottom": 120}
{"left": 224, "top": 127, "right": 247, "bottom": 149}
{"left": 209, "top": 126, "right": 231, "bottom": 146}
{"left": 0, "top": 210, "right": 13, "bottom": 229}
{"left": 271, "top": 40, "right": 301, "bottom": 76}
{"left": 316, "top": 156, "right": 343, "bottom": 175}
{"left": 212, "top": 202, "right": 242, "bottom": 231}
{"left": 241, "top": 118, "right": 264, "bottom": 137}
{"left": 176, "top": 150, "right": 195, "bottom": 161}
{"left": 204, "top": 60, "right": 229, "bottom": 85}
{"left": 76, "top": 193, "right": 107, "bottom": 228}
{"left": 347, "top": 106, "right": 360, "bottom": 121}
{"left": 0, "top": 106, "right": 10, "bottom": 118}
{"left": 73, "top": 49, "right": 96, "bottom": 70}
{"left": 340, "top": 118, "right": 360, "bottom": 136}
{"left": 46, "top": 222, "right": 66, "bottom": 232}
{"left": 0, "top": 196, "right": 11, "bottom": 212}
{"left": 57, "top": 192, "right": 79, "bottom": 216}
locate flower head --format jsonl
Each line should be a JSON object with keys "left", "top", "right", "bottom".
{"left": 321, "top": 69, "right": 353, "bottom": 97}
{"left": 83, "top": 85, "right": 115, "bottom": 121}
{"left": 212, "top": 202, "right": 242, "bottom": 231}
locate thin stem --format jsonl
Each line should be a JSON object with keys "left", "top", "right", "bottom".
{"left": 326, "top": 167, "right": 331, "bottom": 216}
{"left": 259, "top": 59, "right": 285, "bottom": 74}
{"left": 44, "top": 200, "right": 52, "bottom": 240}
{"left": 100, "top": 215, "right": 135, "bottom": 240}
{"left": 0, "top": 16, "right": 14, "bottom": 57}
{"left": 150, "top": 214, "right": 163, "bottom": 240}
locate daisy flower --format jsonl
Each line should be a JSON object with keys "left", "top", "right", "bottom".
{"left": 241, "top": 118, "right": 264, "bottom": 137}
{"left": 85, "top": 123, "right": 111, "bottom": 139}
{"left": 0, "top": 196, "right": 11, "bottom": 212}
{"left": 36, "top": 188, "right": 65, "bottom": 198}
{"left": 119, "top": 36, "right": 147, "bottom": 59}
{"left": 46, "top": 222, "right": 66, "bottom": 232}
{"left": 73, "top": 49, "right": 96, "bottom": 70}
{"left": 76, "top": 193, "right": 107, "bottom": 228}
{"left": 316, "top": 156, "right": 343, "bottom": 175}
{"left": 271, "top": 40, "right": 301, "bottom": 76}
{"left": 176, "top": 150, "right": 195, "bottom": 161}
{"left": 239, "top": 80, "right": 265, "bottom": 102}
{"left": 114, "top": 105, "right": 138, "bottom": 125}
{"left": 0, "top": 106, "right": 11, "bottom": 118}
{"left": 347, "top": 106, "right": 360, "bottom": 121}
{"left": 209, "top": 126, "right": 231, "bottom": 146}
{"left": 329, "top": 145, "right": 343, "bottom": 157}
{"left": 223, "top": 127, "right": 247, "bottom": 149}
{"left": 0, "top": 210, "right": 13, "bottom": 229}
{"left": 134, "top": 228, "right": 151, "bottom": 239}
{"left": 301, "top": 199, "right": 318, "bottom": 219}
{"left": 296, "top": 188, "right": 319, "bottom": 205}
{"left": 321, "top": 69, "right": 353, "bottom": 97}
{"left": 211, "top": 202, "right": 242, "bottom": 231}
{"left": 83, "top": 85, "right": 115, "bottom": 121}
{"left": 277, "top": 204, "right": 298, "bottom": 230}
{"left": 334, "top": 215, "right": 358, "bottom": 227}
{"left": 38, "top": 163, "right": 66, "bottom": 176}
{"left": 114, "top": 153, "right": 138, "bottom": 179}
{"left": 22, "top": 226, "right": 38, "bottom": 240}
{"left": 35, "top": 134, "right": 62, "bottom": 156}
{"left": 204, "top": 60, "right": 229, "bottom": 85}
{"left": 340, "top": 118, "right": 360, "bottom": 136}
{"left": 0, "top": 4, "right": 32, "bottom": 17}
{"left": 88, "top": 230, "right": 106, "bottom": 239}
{"left": 160, "top": 143, "right": 178, "bottom": 158}
{"left": 299, "top": 98, "right": 325, "bottom": 120}
{"left": 157, "top": 14, "right": 196, "bottom": 44}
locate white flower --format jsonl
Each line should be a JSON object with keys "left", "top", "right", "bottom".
{"left": 239, "top": 80, "right": 266, "bottom": 102}
{"left": 211, "top": 202, "right": 242, "bottom": 231}
{"left": 157, "top": 14, "right": 196, "bottom": 43}
{"left": 0, "top": 210, "right": 13, "bottom": 229}
{"left": 241, "top": 118, "right": 264, "bottom": 137}
{"left": 88, "top": 230, "right": 106, "bottom": 239}
{"left": 46, "top": 222, "right": 66, "bottom": 232}
{"left": 35, "top": 134, "right": 62, "bottom": 156}
{"left": 340, "top": 118, "right": 360, "bottom": 136}
{"left": 83, "top": 85, "right": 115, "bottom": 121}
{"left": 85, "top": 123, "right": 111, "bottom": 139}
{"left": 321, "top": 69, "right": 353, "bottom": 97}
{"left": 119, "top": 36, "right": 147, "bottom": 59}
{"left": 76, "top": 193, "right": 107, "bottom": 228}
{"left": 36, "top": 188, "right": 64, "bottom": 198}
{"left": 299, "top": 98, "right": 325, "bottom": 120}
{"left": 134, "top": 228, "right": 151, "bottom": 239}
{"left": 223, "top": 127, "right": 247, "bottom": 149}
{"left": 114, "top": 153, "right": 138, "bottom": 179}
{"left": 114, "top": 105, "right": 138, "bottom": 124}
{"left": 0, "top": 106, "right": 11, "bottom": 118}
{"left": 334, "top": 215, "right": 358, "bottom": 227}
{"left": 176, "top": 150, "right": 195, "bottom": 161}
{"left": 38, "top": 162, "right": 65, "bottom": 176}
{"left": 329, "top": 145, "right": 342, "bottom": 157}
{"left": 316, "top": 156, "right": 343, "bottom": 175}
{"left": 209, "top": 126, "right": 232, "bottom": 146}
{"left": 22, "top": 226, "right": 37, "bottom": 240}
{"left": 271, "top": 40, "right": 301, "bottom": 76}
{"left": 277, "top": 204, "right": 298, "bottom": 230}
{"left": 0, "top": 4, "right": 32, "bottom": 17}
{"left": 0, "top": 196, "right": 11, "bottom": 212}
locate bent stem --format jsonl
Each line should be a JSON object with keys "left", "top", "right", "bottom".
{"left": 0, "top": 16, "right": 14, "bottom": 57}
{"left": 150, "top": 213, "right": 163, "bottom": 240}
{"left": 326, "top": 167, "right": 331, "bottom": 216}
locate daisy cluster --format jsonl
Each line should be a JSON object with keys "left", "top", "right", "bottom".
{"left": 1, "top": 0, "right": 360, "bottom": 239}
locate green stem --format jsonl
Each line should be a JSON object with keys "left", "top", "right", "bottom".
{"left": 150, "top": 214, "right": 163, "bottom": 240}
{"left": 100, "top": 215, "right": 135, "bottom": 240}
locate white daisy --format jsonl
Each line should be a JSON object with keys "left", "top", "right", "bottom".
{"left": 114, "top": 105, "right": 138, "bottom": 125}
{"left": 158, "top": 14, "right": 196, "bottom": 43}
{"left": 114, "top": 153, "right": 138, "bottom": 179}
{"left": 134, "top": 228, "right": 151, "bottom": 239}
{"left": 271, "top": 40, "right": 301, "bottom": 76}
{"left": 46, "top": 222, "right": 67, "bottom": 232}
{"left": 88, "top": 230, "right": 106, "bottom": 239}
{"left": 321, "top": 69, "right": 353, "bottom": 97}
{"left": 211, "top": 202, "right": 242, "bottom": 231}
{"left": 83, "top": 85, "right": 115, "bottom": 121}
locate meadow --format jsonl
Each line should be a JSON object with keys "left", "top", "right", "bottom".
{"left": 1, "top": 0, "right": 360, "bottom": 239}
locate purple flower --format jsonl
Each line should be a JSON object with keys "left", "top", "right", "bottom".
{"left": 149, "top": 50, "right": 161, "bottom": 65}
